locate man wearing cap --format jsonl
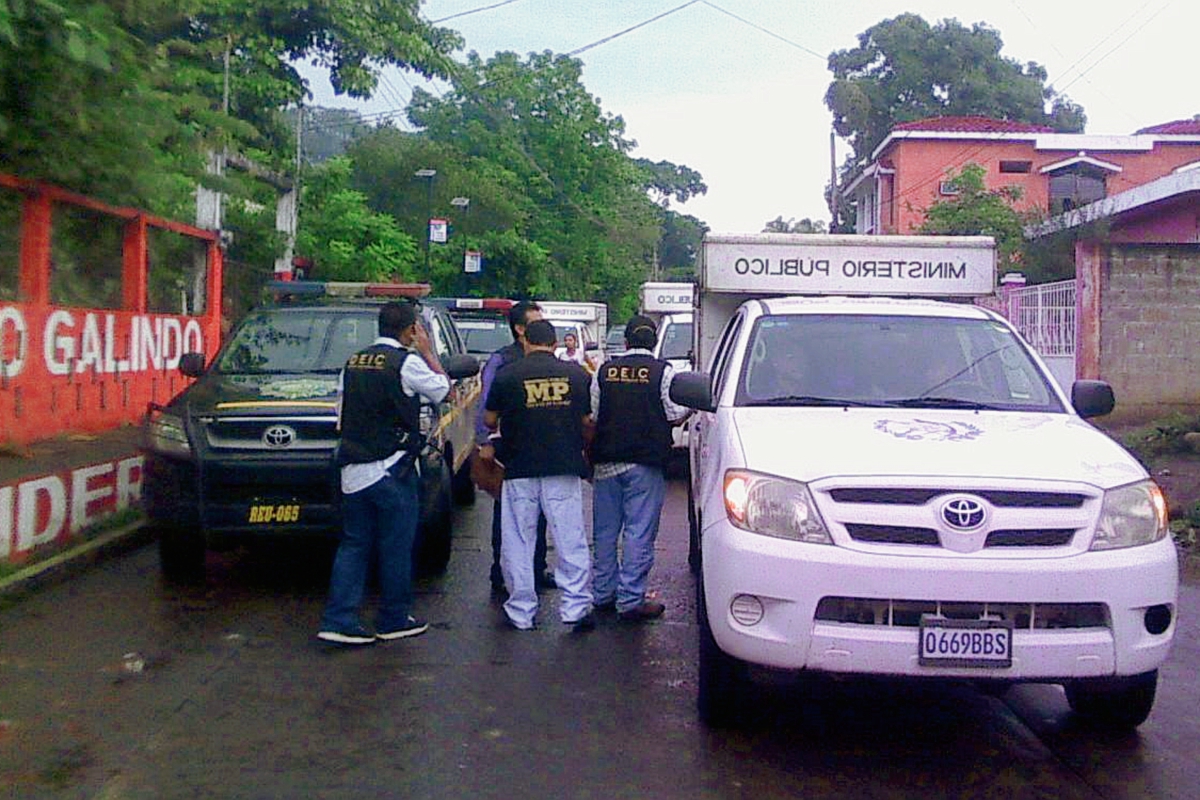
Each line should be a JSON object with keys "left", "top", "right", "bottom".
{"left": 589, "top": 315, "right": 689, "bottom": 621}
{"left": 318, "top": 300, "right": 449, "bottom": 645}
{"left": 483, "top": 319, "right": 595, "bottom": 632}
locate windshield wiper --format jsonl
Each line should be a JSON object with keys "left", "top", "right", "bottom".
{"left": 886, "top": 396, "right": 1004, "bottom": 410}
{"left": 750, "top": 395, "right": 891, "bottom": 408}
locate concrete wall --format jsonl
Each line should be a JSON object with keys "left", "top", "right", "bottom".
{"left": 1100, "top": 244, "right": 1200, "bottom": 419}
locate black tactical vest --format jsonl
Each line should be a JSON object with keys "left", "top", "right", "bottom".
{"left": 337, "top": 344, "right": 421, "bottom": 466}
{"left": 591, "top": 353, "right": 672, "bottom": 468}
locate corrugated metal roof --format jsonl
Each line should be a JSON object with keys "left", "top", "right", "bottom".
{"left": 1134, "top": 119, "right": 1200, "bottom": 135}
{"left": 892, "top": 116, "right": 1057, "bottom": 134}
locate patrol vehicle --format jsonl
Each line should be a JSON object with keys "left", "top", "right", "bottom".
{"left": 671, "top": 233, "right": 1178, "bottom": 730}
{"left": 141, "top": 281, "right": 481, "bottom": 582}
{"left": 429, "top": 297, "right": 516, "bottom": 365}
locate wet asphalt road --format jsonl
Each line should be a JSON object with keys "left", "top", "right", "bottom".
{"left": 1, "top": 479, "right": 1198, "bottom": 799}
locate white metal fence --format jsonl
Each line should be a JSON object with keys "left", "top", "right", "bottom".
{"left": 1007, "top": 279, "right": 1076, "bottom": 358}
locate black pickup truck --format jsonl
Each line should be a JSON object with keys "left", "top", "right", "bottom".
{"left": 140, "top": 283, "right": 481, "bottom": 582}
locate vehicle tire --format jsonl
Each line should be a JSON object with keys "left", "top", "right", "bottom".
{"left": 1064, "top": 670, "right": 1158, "bottom": 730}
{"left": 157, "top": 524, "right": 205, "bottom": 584}
{"left": 451, "top": 448, "right": 476, "bottom": 505}
{"left": 696, "top": 573, "right": 751, "bottom": 727}
{"left": 417, "top": 460, "right": 454, "bottom": 575}
{"left": 687, "top": 480, "right": 701, "bottom": 574}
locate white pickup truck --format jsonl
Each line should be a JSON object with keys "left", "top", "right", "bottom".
{"left": 670, "top": 233, "right": 1178, "bottom": 730}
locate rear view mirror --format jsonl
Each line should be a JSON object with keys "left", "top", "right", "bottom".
{"left": 671, "top": 371, "right": 715, "bottom": 413}
{"left": 444, "top": 353, "right": 481, "bottom": 380}
{"left": 179, "top": 352, "right": 206, "bottom": 378}
{"left": 1071, "top": 380, "right": 1115, "bottom": 419}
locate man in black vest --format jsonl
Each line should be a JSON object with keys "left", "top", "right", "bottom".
{"left": 483, "top": 319, "right": 595, "bottom": 631}
{"left": 318, "top": 301, "right": 449, "bottom": 645}
{"left": 590, "top": 315, "right": 689, "bottom": 621}
{"left": 474, "top": 301, "right": 553, "bottom": 594}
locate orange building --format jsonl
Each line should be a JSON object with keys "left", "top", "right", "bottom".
{"left": 845, "top": 116, "right": 1200, "bottom": 234}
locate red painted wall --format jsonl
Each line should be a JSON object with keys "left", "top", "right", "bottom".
{"left": 882, "top": 138, "right": 1200, "bottom": 234}
{"left": 0, "top": 174, "right": 222, "bottom": 446}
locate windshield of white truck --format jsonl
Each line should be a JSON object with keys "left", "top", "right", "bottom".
{"left": 216, "top": 309, "right": 376, "bottom": 374}
{"left": 453, "top": 316, "right": 511, "bottom": 357}
{"left": 659, "top": 321, "right": 693, "bottom": 360}
{"left": 736, "top": 314, "right": 1064, "bottom": 412}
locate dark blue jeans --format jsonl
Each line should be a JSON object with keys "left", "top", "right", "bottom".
{"left": 321, "top": 469, "right": 418, "bottom": 632}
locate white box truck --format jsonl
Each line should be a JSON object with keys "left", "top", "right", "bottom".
{"left": 671, "top": 233, "right": 1177, "bottom": 730}
{"left": 639, "top": 282, "right": 696, "bottom": 456}
{"left": 539, "top": 301, "right": 608, "bottom": 370}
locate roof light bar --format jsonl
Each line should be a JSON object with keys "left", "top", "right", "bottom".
{"left": 265, "top": 280, "right": 432, "bottom": 301}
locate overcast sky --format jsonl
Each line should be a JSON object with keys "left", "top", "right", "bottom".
{"left": 300, "top": 0, "right": 1198, "bottom": 233}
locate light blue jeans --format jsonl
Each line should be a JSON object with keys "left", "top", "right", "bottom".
{"left": 501, "top": 476, "right": 593, "bottom": 629}
{"left": 591, "top": 465, "right": 666, "bottom": 613}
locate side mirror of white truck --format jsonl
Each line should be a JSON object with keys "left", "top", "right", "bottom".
{"left": 1071, "top": 379, "right": 1115, "bottom": 419}
{"left": 670, "top": 371, "right": 715, "bottom": 413}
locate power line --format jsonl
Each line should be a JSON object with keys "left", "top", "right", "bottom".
{"left": 1045, "top": 0, "right": 1158, "bottom": 92}
{"left": 1007, "top": 0, "right": 1139, "bottom": 129}
{"left": 1055, "top": 1, "right": 1174, "bottom": 95}
{"left": 566, "top": 0, "right": 701, "bottom": 57}
{"left": 432, "top": 0, "right": 525, "bottom": 24}
{"left": 699, "top": 0, "right": 825, "bottom": 60}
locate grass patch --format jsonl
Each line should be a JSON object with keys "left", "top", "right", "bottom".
{"left": 1114, "top": 412, "right": 1200, "bottom": 467}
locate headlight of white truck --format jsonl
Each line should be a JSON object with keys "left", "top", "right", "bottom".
{"left": 144, "top": 410, "right": 191, "bottom": 457}
{"left": 1090, "top": 479, "right": 1168, "bottom": 550}
{"left": 723, "top": 469, "right": 832, "bottom": 544}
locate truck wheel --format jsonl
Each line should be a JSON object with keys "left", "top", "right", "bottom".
{"left": 1065, "top": 670, "right": 1158, "bottom": 730}
{"left": 451, "top": 449, "right": 476, "bottom": 505}
{"left": 417, "top": 460, "right": 454, "bottom": 574}
{"left": 687, "top": 480, "right": 701, "bottom": 574}
{"left": 157, "top": 524, "right": 205, "bottom": 584}
{"left": 697, "top": 574, "right": 751, "bottom": 727}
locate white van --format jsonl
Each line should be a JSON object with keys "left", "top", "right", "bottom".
{"left": 671, "top": 233, "right": 1178, "bottom": 730}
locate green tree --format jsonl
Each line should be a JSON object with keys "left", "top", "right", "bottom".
{"left": 917, "top": 163, "right": 1029, "bottom": 273}
{"left": 295, "top": 157, "right": 418, "bottom": 281}
{"left": 405, "top": 50, "right": 664, "bottom": 308}
{"left": 826, "top": 14, "right": 1086, "bottom": 164}
{"left": 763, "top": 216, "right": 827, "bottom": 233}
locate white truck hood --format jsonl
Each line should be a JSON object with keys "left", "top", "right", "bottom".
{"left": 729, "top": 408, "right": 1147, "bottom": 489}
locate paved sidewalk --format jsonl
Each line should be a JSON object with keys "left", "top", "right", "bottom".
{"left": 0, "top": 425, "right": 151, "bottom": 597}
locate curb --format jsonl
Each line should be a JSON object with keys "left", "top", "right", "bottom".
{"left": 0, "top": 519, "right": 155, "bottom": 600}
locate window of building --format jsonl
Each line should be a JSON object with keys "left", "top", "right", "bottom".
{"left": 999, "top": 160, "right": 1032, "bottom": 174}
{"left": 1048, "top": 168, "right": 1107, "bottom": 214}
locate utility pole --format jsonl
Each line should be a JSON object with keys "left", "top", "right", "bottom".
{"left": 415, "top": 168, "right": 436, "bottom": 275}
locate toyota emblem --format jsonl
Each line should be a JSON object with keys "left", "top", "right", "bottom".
{"left": 940, "top": 496, "right": 986, "bottom": 530}
{"left": 262, "top": 425, "right": 297, "bottom": 449}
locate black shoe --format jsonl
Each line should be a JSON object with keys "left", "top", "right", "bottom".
{"left": 503, "top": 613, "right": 535, "bottom": 632}
{"left": 568, "top": 612, "right": 596, "bottom": 633}
{"left": 376, "top": 616, "right": 429, "bottom": 641}
{"left": 317, "top": 625, "right": 376, "bottom": 646}
{"left": 618, "top": 601, "right": 666, "bottom": 622}
{"left": 594, "top": 599, "right": 616, "bottom": 613}
{"left": 535, "top": 571, "right": 557, "bottom": 591}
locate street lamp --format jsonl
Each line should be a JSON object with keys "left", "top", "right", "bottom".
{"left": 414, "top": 168, "right": 436, "bottom": 273}
{"left": 450, "top": 197, "right": 471, "bottom": 293}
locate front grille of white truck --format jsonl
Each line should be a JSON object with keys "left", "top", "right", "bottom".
{"left": 814, "top": 597, "right": 1109, "bottom": 630}
{"left": 820, "top": 484, "right": 1097, "bottom": 552}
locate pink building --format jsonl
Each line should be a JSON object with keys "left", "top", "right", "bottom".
{"left": 845, "top": 116, "right": 1200, "bottom": 235}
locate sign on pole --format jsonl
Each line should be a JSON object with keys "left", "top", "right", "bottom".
{"left": 464, "top": 250, "right": 482, "bottom": 273}
{"left": 429, "top": 218, "right": 448, "bottom": 244}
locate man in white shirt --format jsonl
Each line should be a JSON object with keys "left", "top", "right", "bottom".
{"left": 318, "top": 301, "right": 450, "bottom": 645}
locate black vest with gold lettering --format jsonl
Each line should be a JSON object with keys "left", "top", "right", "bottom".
{"left": 337, "top": 343, "right": 420, "bottom": 466}
{"left": 486, "top": 351, "right": 589, "bottom": 479}
{"left": 592, "top": 353, "right": 671, "bottom": 467}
